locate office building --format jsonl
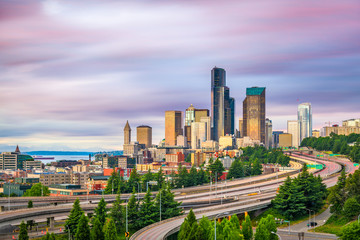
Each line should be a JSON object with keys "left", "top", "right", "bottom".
{"left": 312, "top": 130, "right": 320, "bottom": 138}
{"left": 191, "top": 122, "right": 207, "bottom": 149}
{"left": 211, "top": 67, "right": 235, "bottom": 141}
{"left": 200, "top": 116, "right": 211, "bottom": 141}
{"left": 265, "top": 118, "right": 273, "bottom": 149}
{"left": 287, "top": 120, "right": 300, "bottom": 147}
{"left": 279, "top": 134, "right": 293, "bottom": 148}
{"left": 243, "top": 87, "right": 266, "bottom": 143}
{"left": 219, "top": 135, "right": 235, "bottom": 150}
{"left": 0, "top": 146, "right": 40, "bottom": 170}
{"left": 184, "top": 104, "right": 209, "bottom": 146}
{"left": 137, "top": 125, "right": 152, "bottom": 148}
{"left": 124, "top": 120, "right": 131, "bottom": 145}
{"left": 322, "top": 119, "right": 360, "bottom": 136}
{"left": 165, "top": 111, "right": 183, "bottom": 146}
{"left": 176, "top": 135, "right": 187, "bottom": 148}
{"left": 239, "top": 118, "right": 244, "bottom": 137}
{"left": 298, "top": 103, "right": 312, "bottom": 143}
{"left": 272, "top": 131, "right": 284, "bottom": 148}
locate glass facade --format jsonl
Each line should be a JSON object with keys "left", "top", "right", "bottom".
{"left": 211, "top": 67, "right": 235, "bottom": 141}
{"left": 298, "top": 103, "right": 312, "bottom": 144}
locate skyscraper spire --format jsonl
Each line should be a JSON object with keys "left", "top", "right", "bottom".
{"left": 15, "top": 145, "right": 20, "bottom": 153}
{"left": 124, "top": 121, "right": 131, "bottom": 145}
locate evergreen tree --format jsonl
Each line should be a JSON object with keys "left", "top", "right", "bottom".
{"left": 178, "top": 209, "right": 197, "bottom": 240}
{"left": 345, "top": 170, "right": 360, "bottom": 203}
{"left": 208, "top": 158, "right": 225, "bottom": 181}
{"left": 75, "top": 214, "right": 90, "bottom": 240}
{"left": 329, "top": 170, "right": 347, "bottom": 214}
{"left": 109, "top": 193, "right": 124, "bottom": 233}
{"left": 265, "top": 215, "right": 277, "bottom": 240}
{"left": 198, "top": 216, "right": 212, "bottom": 240}
{"left": 254, "top": 217, "right": 270, "bottom": 240}
{"left": 41, "top": 232, "right": 50, "bottom": 240}
{"left": 154, "top": 184, "right": 182, "bottom": 221}
{"left": 142, "top": 169, "right": 153, "bottom": 191}
{"left": 104, "top": 169, "right": 120, "bottom": 194}
{"left": 104, "top": 218, "right": 118, "bottom": 240}
{"left": 242, "top": 215, "right": 253, "bottom": 240}
{"left": 229, "top": 214, "right": 240, "bottom": 231}
{"left": 189, "top": 166, "right": 199, "bottom": 186}
{"left": 178, "top": 219, "right": 190, "bottom": 240}
{"left": 138, "top": 188, "right": 157, "bottom": 229}
{"left": 19, "top": 221, "right": 29, "bottom": 240}
{"left": 65, "top": 198, "right": 84, "bottom": 238}
{"left": 127, "top": 169, "right": 141, "bottom": 193}
{"left": 156, "top": 167, "right": 165, "bottom": 190}
{"left": 90, "top": 217, "right": 104, "bottom": 240}
{"left": 92, "top": 198, "right": 107, "bottom": 228}
{"left": 127, "top": 187, "right": 139, "bottom": 230}
{"left": 49, "top": 233, "right": 56, "bottom": 240}
{"left": 27, "top": 200, "right": 33, "bottom": 208}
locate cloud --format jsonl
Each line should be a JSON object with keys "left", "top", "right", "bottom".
{"left": 0, "top": 0, "right": 359, "bottom": 150}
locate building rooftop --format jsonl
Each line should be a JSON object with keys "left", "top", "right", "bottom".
{"left": 246, "top": 87, "right": 265, "bottom": 96}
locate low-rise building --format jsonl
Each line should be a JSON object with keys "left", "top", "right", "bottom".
{"left": 27, "top": 173, "right": 71, "bottom": 186}
{"left": 165, "top": 152, "right": 185, "bottom": 163}
{"left": 3, "top": 183, "right": 33, "bottom": 196}
{"left": 219, "top": 135, "right": 235, "bottom": 150}
{"left": 49, "top": 184, "right": 88, "bottom": 196}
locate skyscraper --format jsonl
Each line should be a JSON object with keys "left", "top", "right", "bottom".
{"left": 298, "top": 103, "right": 312, "bottom": 144}
{"left": 184, "top": 104, "right": 209, "bottom": 146}
{"left": 211, "top": 67, "right": 235, "bottom": 141}
{"left": 265, "top": 118, "right": 273, "bottom": 149}
{"left": 287, "top": 120, "right": 300, "bottom": 147}
{"left": 191, "top": 122, "right": 207, "bottom": 149}
{"left": 165, "top": 111, "right": 183, "bottom": 146}
{"left": 137, "top": 125, "right": 152, "bottom": 148}
{"left": 243, "top": 87, "right": 266, "bottom": 143}
{"left": 124, "top": 120, "right": 131, "bottom": 145}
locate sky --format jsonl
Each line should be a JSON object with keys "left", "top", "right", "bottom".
{"left": 0, "top": 0, "right": 359, "bottom": 152}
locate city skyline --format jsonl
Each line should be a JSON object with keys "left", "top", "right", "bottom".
{"left": 1, "top": 0, "right": 359, "bottom": 151}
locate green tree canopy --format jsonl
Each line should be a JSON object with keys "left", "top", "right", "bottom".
{"left": 92, "top": 198, "right": 107, "bottom": 228}
{"left": 74, "top": 214, "right": 90, "bottom": 240}
{"left": 65, "top": 198, "right": 84, "bottom": 238}
{"left": 19, "top": 221, "right": 29, "bottom": 240}
{"left": 23, "top": 183, "right": 49, "bottom": 197}
{"left": 90, "top": 217, "right": 104, "bottom": 240}
{"left": 104, "top": 218, "right": 118, "bottom": 240}
{"left": 109, "top": 193, "right": 124, "bottom": 233}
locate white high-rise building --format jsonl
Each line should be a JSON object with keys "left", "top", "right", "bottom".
{"left": 191, "top": 122, "right": 207, "bottom": 149}
{"left": 298, "top": 103, "right": 312, "bottom": 143}
{"left": 200, "top": 116, "right": 211, "bottom": 141}
{"left": 287, "top": 120, "right": 300, "bottom": 147}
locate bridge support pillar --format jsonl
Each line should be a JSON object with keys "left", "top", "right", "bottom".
{"left": 48, "top": 217, "right": 55, "bottom": 229}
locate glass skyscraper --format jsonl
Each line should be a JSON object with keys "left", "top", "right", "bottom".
{"left": 211, "top": 67, "right": 235, "bottom": 141}
{"left": 298, "top": 103, "right": 312, "bottom": 144}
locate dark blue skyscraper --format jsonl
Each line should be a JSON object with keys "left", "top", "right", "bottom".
{"left": 211, "top": 67, "right": 235, "bottom": 141}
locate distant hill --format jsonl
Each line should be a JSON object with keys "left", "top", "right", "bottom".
{"left": 24, "top": 150, "right": 123, "bottom": 156}
{"left": 24, "top": 151, "right": 94, "bottom": 155}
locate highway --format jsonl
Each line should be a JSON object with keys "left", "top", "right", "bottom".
{"left": 0, "top": 152, "right": 351, "bottom": 240}
{"left": 131, "top": 153, "right": 347, "bottom": 240}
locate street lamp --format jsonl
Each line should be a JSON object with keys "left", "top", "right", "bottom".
{"left": 159, "top": 190, "right": 162, "bottom": 221}
{"left": 66, "top": 225, "right": 71, "bottom": 240}
{"left": 271, "top": 231, "right": 282, "bottom": 240}
{"left": 214, "top": 212, "right": 229, "bottom": 240}
{"left": 136, "top": 182, "right": 141, "bottom": 202}
{"left": 8, "top": 184, "right": 10, "bottom": 211}
{"left": 306, "top": 208, "right": 315, "bottom": 231}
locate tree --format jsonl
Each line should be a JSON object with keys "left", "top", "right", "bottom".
{"left": 343, "top": 197, "right": 360, "bottom": 219}
{"left": 104, "top": 169, "right": 120, "bottom": 194}
{"left": 103, "top": 218, "right": 118, "bottom": 240}
{"left": 23, "top": 183, "right": 49, "bottom": 196}
{"left": 329, "top": 170, "right": 347, "bottom": 214}
{"left": 90, "top": 217, "right": 104, "bottom": 240}
{"left": 188, "top": 166, "right": 199, "bottom": 186}
{"left": 208, "top": 158, "right": 225, "bottom": 181}
{"left": 198, "top": 216, "right": 212, "bottom": 240}
{"left": 19, "top": 221, "right": 29, "bottom": 240}
{"left": 92, "top": 198, "right": 107, "bottom": 228}
{"left": 227, "top": 159, "right": 244, "bottom": 179}
{"left": 75, "top": 214, "right": 90, "bottom": 240}
{"left": 341, "top": 221, "right": 360, "bottom": 240}
{"left": 345, "top": 170, "right": 360, "bottom": 203}
{"left": 27, "top": 200, "right": 33, "bottom": 208}
{"left": 127, "top": 188, "right": 139, "bottom": 230}
{"left": 154, "top": 184, "right": 182, "bottom": 221}
{"left": 242, "top": 215, "right": 253, "bottom": 240}
{"left": 127, "top": 169, "right": 141, "bottom": 193}
{"left": 138, "top": 188, "right": 157, "bottom": 229}
{"left": 255, "top": 215, "right": 278, "bottom": 240}
{"left": 109, "top": 193, "right": 124, "bottom": 233}
{"left": 65, "top": 198, "right": 84, "bottom": 238}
